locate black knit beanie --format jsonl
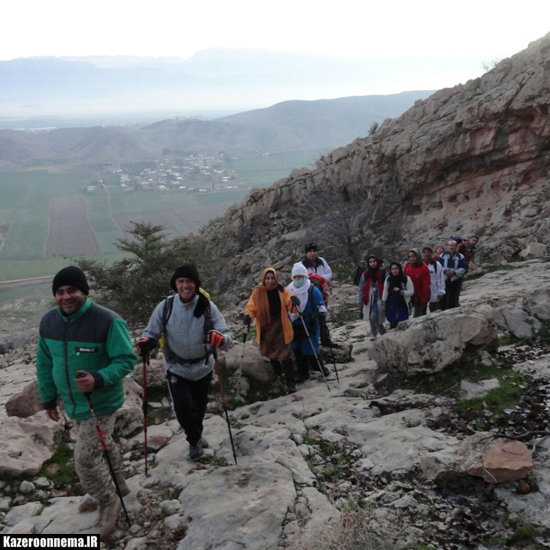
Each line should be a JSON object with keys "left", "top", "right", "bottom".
{"left": 170, "top": 264, "right": 201, "bottom": 292}
{"left": 52, "top": 266, "right": 89, "bottom": 296}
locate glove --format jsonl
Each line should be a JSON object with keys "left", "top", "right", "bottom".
{"left": 208, "top": 330, "right": 225, "bottom": 348}
{"left": 290, "top": 296, "right": 301, "bottom": 308}
{"left": 135, "top": 337, "right": 157, "bottom": 356}
{"left": 243, "top": 314, "right": 252, "bottom": 326}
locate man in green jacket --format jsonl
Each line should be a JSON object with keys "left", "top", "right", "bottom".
{"left": 36, "top": 266, "right": 136, "bottom": 538}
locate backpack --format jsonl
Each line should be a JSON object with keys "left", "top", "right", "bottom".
{"left": 452, "top": 236, "right": 466, "bottom": 245}
{"left": 308, "top": 273, "right": 329, "bottom": 306}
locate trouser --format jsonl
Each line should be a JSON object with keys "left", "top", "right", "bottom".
{"left": 271, "top": 359, "right": 296, "bottom": 387}
{"left": 74, "top": 413, "right": 122, "bottom": 506}
{"left": 413, "top": 304, "right": 427, "bottom": 317}
{"left": 293, "top": 349, "right": 323, "bottom": 377}
{"left": 369, "top": 311, "right": 386, "bottom": 338}
{"left": 429, "top": 301, "right": 441, "bottom": 313}
{"left": 167, "top": 371, "right": 212, "bottom": 446}
{"left": 442, "top": 280, "right": 462, "bottom": 310}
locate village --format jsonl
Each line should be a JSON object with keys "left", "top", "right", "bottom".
{"left": 85, "top": 153, "right": 248, "bottom": 195}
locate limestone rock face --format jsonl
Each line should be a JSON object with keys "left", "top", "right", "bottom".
{"left": 112, "top": 378, "right": 144, "bottom": 436}
{"left": 176, "top": 464, "right": 296, "bottom": 550}
{"left": 132, "top": 357, "right": 166, "bottom": 388}
{"left": 200, "top": 33, "right": 550, "bottom": 296}
{"left": 369, "top": 307, "right": 498, "bottom": 374}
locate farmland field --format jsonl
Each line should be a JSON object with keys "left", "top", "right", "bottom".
{"left": 0, "top": 150, "right": 310, "bottom": 281}
{"left": 46, "top": 195, "right": 99, "bottom": 257}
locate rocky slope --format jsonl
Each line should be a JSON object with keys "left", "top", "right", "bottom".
{"left": 202, "top": 33, "right": 550, "bottom": 293}
{"left": 1, "top": 261, "right": 549, "bottom": 549}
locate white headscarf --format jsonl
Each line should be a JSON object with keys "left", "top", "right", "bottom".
{"left": 287, "top": 263, "right": 310, "bottom": 313}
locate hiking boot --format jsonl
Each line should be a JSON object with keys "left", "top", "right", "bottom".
{"left": 295, "top": 373, "right": 310, "bottom": 383}
{"left": 81, "top": 495, "right": 121, "bottom": 539}
{"left": 198, "top": 437, "right": 209, "bottom": 449}
{"left": 320, "top": 366, "right": 331, "bottom": 378}
{"left": 78, "top": 479, "right": 130, "bottom": 513}
{"left": 189, "top": 442, "right": 205, "bottom": 460}
{"left": 369, "top": 335, "right": 377, "bottom": 341}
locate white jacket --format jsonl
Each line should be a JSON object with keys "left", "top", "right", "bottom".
{"left": 381, "top": 276, "right": 415, "bottom": 307}
{"left": 302, "top": 257, "right": 333, "bottom": 282}
{"left": 425, "top": 261, "right": 446, "bottom": 302}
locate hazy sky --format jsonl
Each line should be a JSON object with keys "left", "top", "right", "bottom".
{"left": 2, "top": 1, "right": 549, "bottom": 61}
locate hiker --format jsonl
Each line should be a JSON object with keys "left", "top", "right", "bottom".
{"left": 36, "top": 266, "right": 135, "bottom": 538}
{"left": 422, "top": 246, "right": 446, "bottom": 312}
{"left": 438, "top": 241, "right": 468, "bottom": 310}
{"left": 457, "top": 235, "right": 479, "bottom": 266}
{"left": 382, "top": 262, "right": 414, "bottom": 329}
{"left": 136, "top": 264, "right": 233, "bottom": 460}
{"left": 352, "top": 260, "right": 367, "bottom": 286}
{"left": 403, "top": 248, "right": 431, "bottom": 317}
{"left": 302, "top": 242, "right": 333, "bottom": 281}
{"left": 243, "top": 268, "right": 297, "bottom": 393}
{"left": 357, "top": 255, "right": 387, "bottom": 341}
{"left": 287, "top": 262, "right": 329, "bottom": 382}
{"left": 433, "top": 245, "right": 445, "bottom": 261}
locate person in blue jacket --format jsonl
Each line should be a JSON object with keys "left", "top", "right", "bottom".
{"left": 287, "top": 262, "right": 330, "bottom": 383}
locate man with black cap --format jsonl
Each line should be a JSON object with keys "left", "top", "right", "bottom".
{"left": 136, "top": 264, "right": 233, "bottom": 460}
{"left": 36, "top": 266, "right": 136, "bottom": 538}
{"left": 301, "top": 242, "right": 333, "bottom": 282}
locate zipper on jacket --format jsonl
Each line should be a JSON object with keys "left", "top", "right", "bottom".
{"left": 63, "top": 320, "right": 77, "bottom": 418}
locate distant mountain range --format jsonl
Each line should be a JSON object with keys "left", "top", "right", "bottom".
{"left": 0, "top": 50, "right": 474, "bottom": 118}
{"left": 0, "top": 91, "right": 435, "bottom": 167}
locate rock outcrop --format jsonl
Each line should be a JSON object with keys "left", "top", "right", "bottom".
{"left": 201, "top": 33, "right": 550, "bottom": 297}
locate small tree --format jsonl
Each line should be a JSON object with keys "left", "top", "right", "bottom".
{"left": 76, "top": 222, "right": 209, "bottom": 333}
{"left": 368, "top": 122, "right": 379, "bottom": 136}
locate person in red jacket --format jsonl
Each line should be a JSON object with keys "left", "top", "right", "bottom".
{"left": 403, "top": 248, "right": 431, "bottom": 317}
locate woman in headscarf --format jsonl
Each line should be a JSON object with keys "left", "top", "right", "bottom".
{"left": 356, "top": 255, "right": 387, "bottom": 341}
{"left": 382, "top": 262, "right": 414, "bottom": 329}
{"left": 403, "top": 248, "right": 431, "bottom": 317}
{"left": 244, "top": 268, "right": 297, "bottom": 393}
{"left": 287, "top": 263, "right": 329, "bottom": 383}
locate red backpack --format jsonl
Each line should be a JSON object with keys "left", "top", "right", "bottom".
{"left": 308, "top": 273, "right": 329, "bottom": 306}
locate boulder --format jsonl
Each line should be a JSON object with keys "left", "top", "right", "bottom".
{"left": 0, "top": 411, "right": 64, "bottom": 476}
{"left": 369, "top": 307, "right": 498, "bottom": 374}
{"left": 495, "top": 306, "right": 542, "bottom": 339}
{"left": 112, "top": 378, "right": 144, "bottom": 436}
{"left": 421, "top": 433, "right": 533, "bottom": 483}
{"left": 519, "top": 242, "right": 547, "bottom": 258}
{"left": 5, "top": 380, "right": 43, "bottom": 418}
{"left": 4, "top": 502, "right": 43, "bottom": 527}
{"left": 132, "top": 357, "right": 166, "bottom": 388}
{"left": 222, "top": 344, "right": 271, "bottom": 383}
{"left": 321, "top": 343, "right": 353, "bottom": 364}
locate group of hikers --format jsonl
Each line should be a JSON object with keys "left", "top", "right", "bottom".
{"left": 33, "top": 235, "right": 478, "bottom": 538}
{"left": 354, "top": 236, "right": 478, "bottom": 340}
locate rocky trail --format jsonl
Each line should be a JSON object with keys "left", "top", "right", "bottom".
{"left": 1, "top": 261, "right": 550, "bottom": 549}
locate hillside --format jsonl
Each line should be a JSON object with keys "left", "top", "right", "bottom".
{"left": 143, "top": 91, "right": 433, "bottom": 153}
{"left": 0, "top": 91, "right": 433, "bottom": 167}
{"left": 201, "top": 32, "right": 550, "bottom": 294}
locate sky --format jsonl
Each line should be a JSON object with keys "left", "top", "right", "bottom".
{"left": 2, "top": 0, "right": 549, "bottom": 61}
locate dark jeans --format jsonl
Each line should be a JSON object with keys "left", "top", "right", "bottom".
{"left": 167, "top": 371, "right": 212, "bottom": 446}
{"left": 429, "top": 301, "right": 441, "bottom": 313}
{"left": 293, "top": 349, "right": 323, "bottom": 377}
{"left": 441, "top": 279, "right": 462, "bottom": 310}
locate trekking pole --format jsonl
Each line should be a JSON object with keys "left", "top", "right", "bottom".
{"left": 142, "top": 352, "right": 149, "bottom": 477}
{"left": 212, "top": 347, "right": 238, "bottom": 465}
{"left": 293, "top": 304, "right": 331, "bottom": 392}
{"left": 76, "top": 373, "right": 131, "bottom": 525}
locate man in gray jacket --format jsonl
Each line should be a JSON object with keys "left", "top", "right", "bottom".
{"left": 137, "top": 264, "right": 232, "bottom": 460}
